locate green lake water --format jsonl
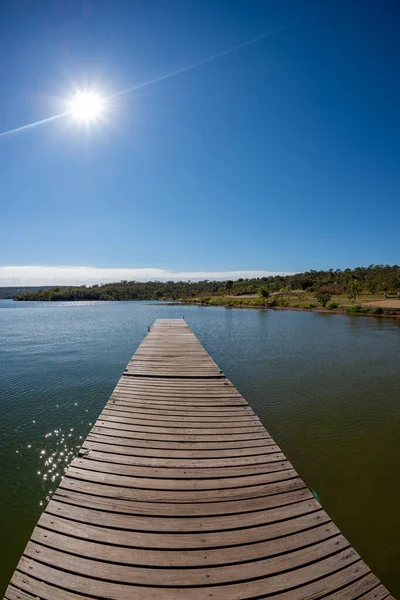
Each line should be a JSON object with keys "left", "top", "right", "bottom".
{"left": 0, "top": 299, "right": 399, "bottom": 596}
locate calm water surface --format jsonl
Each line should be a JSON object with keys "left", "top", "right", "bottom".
{"left": 0, "top": 300, "right": 399, "bottom": 596}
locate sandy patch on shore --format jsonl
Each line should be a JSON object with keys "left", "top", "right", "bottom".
{"left": 364, "top": 299, "right": 400, "bottom": 308}
{"left": 225, "top": 294, "right": 258, "bottom": 298}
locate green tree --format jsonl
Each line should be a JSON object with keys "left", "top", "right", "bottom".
{"left": 258, "top": 286, "right": 270, "bottom": 299}
{"left": 225, "top": 280, "right": 234, "bottom": 294}
{"left": 348, "top": 280, "right": 361, "bottom": 302}
{"left": 316, "top": 291, "right": 332, "bottom": 307}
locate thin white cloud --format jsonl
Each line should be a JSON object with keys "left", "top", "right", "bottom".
{"left": 0, "top": 266, "right": 291, "bottom": 286}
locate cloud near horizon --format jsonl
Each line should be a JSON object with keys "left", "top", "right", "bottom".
{"left": 0, "top": 266, "right": 292, "bottom": 287}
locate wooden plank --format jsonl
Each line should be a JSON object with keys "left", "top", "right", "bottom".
{"left": 102, "top": 405, "right": 253, "bottom": 416}
{"left": 100, "top": 408, "right": 260, "bottom": 424}
{"left": 87, "top": 430, "right": 277, "bottom": 450}
{"left": 70, "top": 456, "right": 292, "bottom": 478}
{"left": 4, "top": 319, "right": 390, "bottom": 600}
{"left": 322, "top": 575, "right": 387, "bottom": 599}
{"left": 89, "top": 424, "right": 271, "bottom": 441}
{"left": 358, "top": 588, "right": 393, "bottom": 600}
{"left": 84, "top": 434, "right": 280, "bottom": 455}
{"left": 113, "top": 383, "right": 242, "bottom": 393}
{"left": 93, "top": 418, "right": 266, "bottom": 435}
{"left": 109, "top": 395, "right": 249, "bottom": 406}
{"left": 69, "top": 464, "right": 295, "bottom": 485}
{"left": 59, "top": 471, "right": 304, "bottom": 501}
{"left": 51, "top": 488, "right": 314, "bottom": 518}
{"left": 113, "top": 383, "right": 241, "bottom": 391}
{"left": 75, "top": 445, "right": 286, "bottom": 465}
{"left": 103, "top": 395, "right": 252, "bottom": 406}
{"left": 5, "top": 586, "right": 46, "bottom": 600}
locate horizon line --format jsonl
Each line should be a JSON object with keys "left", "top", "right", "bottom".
{"left": 0, "top": 265, "right": 293, "bottom": 287}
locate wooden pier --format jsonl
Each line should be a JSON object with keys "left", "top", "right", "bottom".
{"left": 5, "top": 319, "right": 392, "bottom": 599}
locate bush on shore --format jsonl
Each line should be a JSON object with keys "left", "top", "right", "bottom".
{"left": 344, "top": 305, "right": 369, "bottom": 314}
{"left": 258, "top": 286, "right": 270, "bottom": 299}
{"left": 327, "top": 302, "right": 339, "bottom": 310}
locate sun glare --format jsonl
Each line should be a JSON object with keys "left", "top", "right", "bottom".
{"left": 68, "top": 90, "right": 104, "bottom": 122}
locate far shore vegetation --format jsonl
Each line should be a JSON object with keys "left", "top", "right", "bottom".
{"left": 10, "top": 264, "right": 400, "bottom": 318}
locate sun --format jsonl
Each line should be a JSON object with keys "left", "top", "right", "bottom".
{"left": 68, "top": 90, "right": 104, "bottom": 122}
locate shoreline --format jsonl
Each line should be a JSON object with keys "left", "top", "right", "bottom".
{"left": 8, "top": 296, "right": 400, "bottom": 321}
{"left": 180, "top": 299, "right": 400, "bottom": 320}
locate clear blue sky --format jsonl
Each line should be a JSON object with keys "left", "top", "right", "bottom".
{"left": 0, "top": 0, "right": 399, "bottom": 284}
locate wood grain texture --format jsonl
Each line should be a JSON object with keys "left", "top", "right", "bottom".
{"left": 5, "top": 319, "right": 391, "bottom": 599}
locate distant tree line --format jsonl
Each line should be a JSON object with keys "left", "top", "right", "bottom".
{"left": 12, "top": 264, "right": 400, "bottom": 302}
{"left": 0, "top": 286, "right": 58, "bottom": 299}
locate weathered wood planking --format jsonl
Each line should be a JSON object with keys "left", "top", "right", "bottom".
{"left": 5, "top": 319, "right": 393, "bottom": 600}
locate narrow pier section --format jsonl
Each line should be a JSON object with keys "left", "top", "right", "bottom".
{"left": 5, "top": 319, "right": 392, "bottom": 599}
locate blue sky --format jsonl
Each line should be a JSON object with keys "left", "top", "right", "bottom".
{"left": 0, "top": 0, "right": 399, "bottom": 285}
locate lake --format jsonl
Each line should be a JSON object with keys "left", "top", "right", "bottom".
{"left": 0, "top": 299, "right": 399, "bottom": 596}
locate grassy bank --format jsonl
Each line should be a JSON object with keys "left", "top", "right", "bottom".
{"left": 182, "top": 293, "right": 400, "bottom": 318}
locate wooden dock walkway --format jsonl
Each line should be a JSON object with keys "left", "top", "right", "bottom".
{"left": 5, "top": 319, "right": 392, "bottom": 600}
